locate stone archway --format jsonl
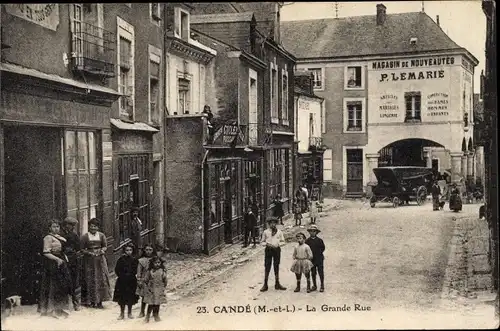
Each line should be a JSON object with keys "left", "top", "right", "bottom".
{"left": 377, "top": 138, "right": 444, "bottom": 167}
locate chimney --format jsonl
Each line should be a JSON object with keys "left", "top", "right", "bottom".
{"left": 376, "top": 4, "right": 387, "bottom": 25}
{"left": 436, "top": 15, "right": 440, "bottom": 26}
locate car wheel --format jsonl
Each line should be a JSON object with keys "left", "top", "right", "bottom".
{"left": 416, "top": 186, "right": 427, "bottom": 206}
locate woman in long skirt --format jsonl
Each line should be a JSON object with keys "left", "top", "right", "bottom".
{"left": 81, "top": 218, "right": 111, "bottom": 308}
{"left": 38, "top": 219, "right": 72, "bottom": 318}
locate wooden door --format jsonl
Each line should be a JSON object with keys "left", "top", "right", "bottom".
{"left": 346, "top": 149, "right": 363, "bottom": 194}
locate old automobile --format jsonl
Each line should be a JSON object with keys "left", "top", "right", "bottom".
{"left": 369, "top": 167, "right": 434, "bottom": 208}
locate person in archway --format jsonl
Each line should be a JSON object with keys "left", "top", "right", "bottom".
{"left": 431, "top": 179, "right": 441, "bottom": 211}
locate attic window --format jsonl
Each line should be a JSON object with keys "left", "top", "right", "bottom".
{"left": 410, "top": 37, "right": 418, "bottom": 45}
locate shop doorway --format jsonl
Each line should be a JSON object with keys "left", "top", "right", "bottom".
{"left": 3, "top": 125, "right": 63, "bottom": 303}
{"left": 346, "top": 149, "right": 363, "bottom": 195}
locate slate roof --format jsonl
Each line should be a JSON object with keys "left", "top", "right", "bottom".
{"left": 191, "top": 12, "right": 254, "bottom": 24}
{"left": 281, "top": 11, "right": 466, "bottom": 59}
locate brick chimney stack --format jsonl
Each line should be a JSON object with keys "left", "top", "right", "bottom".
{"left": 376, "top": 4, "right": 387, "bottom": 25}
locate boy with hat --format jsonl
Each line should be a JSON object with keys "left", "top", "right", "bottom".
{"left": 305, "top": 225, "right": 325, "bottom": 292}
{"left": 260, "top": 217, "right": 287, "bottom": 292}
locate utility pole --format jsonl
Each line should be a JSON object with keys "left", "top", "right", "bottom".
{"left": 421, "top": 1, "right": 425, "bottom": 12}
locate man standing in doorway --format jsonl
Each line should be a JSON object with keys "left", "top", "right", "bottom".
{"left": 130, "top": 207, "right": 143, "bottom": 256}
{"left": 260, "top": 217, "right": 287, "bottom": 292}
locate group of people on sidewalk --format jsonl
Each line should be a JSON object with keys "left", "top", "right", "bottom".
{"left": 38, "top": 207, "right": 168, "bottom": 323}
{"left": 431, "top": 180, "right": 463, "bottom": 212}
{"left": 259, "top": 218, "right": 326, "bottom": 293}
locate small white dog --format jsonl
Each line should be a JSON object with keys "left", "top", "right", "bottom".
{"left": 4, "top": 295, "right": 22, "bottom": 317}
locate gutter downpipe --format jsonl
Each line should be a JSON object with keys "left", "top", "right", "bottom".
{"left": 200, "top": 147, "right": 209, "bottom": 251}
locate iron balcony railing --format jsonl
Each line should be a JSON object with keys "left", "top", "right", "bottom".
{"left": 71, "top": 21, "right": 116, "bottom": 77}
{"left": 309, "top": 136, "right": 323, "bottom": 149}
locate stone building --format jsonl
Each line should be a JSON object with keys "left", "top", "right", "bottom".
{"left": 282, "top": 3, "right": 479, "bottom": 197}
{"left": 0, "top": 3, "right": 164, "bottom": 302}
{"left": 294, "top": 71, "right": 325, "bottom": 200}
{"left": 164, "top": 3, "right": 296, "bottom": 254}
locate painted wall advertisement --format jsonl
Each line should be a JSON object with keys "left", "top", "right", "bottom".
{"left": 368, "top": 56, "right": 457, "bottom": 124}
{"left": 4, "top": 4, "right": 60, "bottom": 31}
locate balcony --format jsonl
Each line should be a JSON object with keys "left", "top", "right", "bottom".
{"left": 71, "top": 21, "right": 116, "bottom": 77}
{"left": 309, "top": 137, "right": 324, "bottom": 151}
{"left": 207, "top": 122, "right": 247, "bottom": 147}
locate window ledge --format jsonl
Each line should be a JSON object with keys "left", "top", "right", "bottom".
{"left": 282, "top": 119, "right": 290, "bottom": 126}
{"left": 344, "top": 128, "right": 365, "bottom": 134}
{"left": 345, "top": 86, "right": 364, "bottom": 90}
{"left": 271, "top": 117, "right": 279, "bottom": 124}
{"left": 313, "top": 87, "right": 324, "bottom": 92}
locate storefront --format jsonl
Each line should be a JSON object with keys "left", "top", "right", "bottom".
{"left": 110, "top": 120, "right": 158, "bottom": 258}
{"left": 265, "top": 144, "right": 293, "bottom": 217}
{"left": 0, "top": 63, "right": 119, "bottom": 303}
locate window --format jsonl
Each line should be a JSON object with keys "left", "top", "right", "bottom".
{"left": 308, "top": 68, "right": 323, "bottom": 90}
{"left": 281, "top": 68, "right": 289, "bottom": 124}
{"left": 116, "top": 155, "right": 151, "bottom": 244}
{"left": 346, "top": 66, "right": 363, "bottom": 89}
{"left": 323, "top": 149, "right": 333, "bottom": 182}
{"left": 150, "top": 3, "right": 161, "bottom": 23}
{"left": 343, "top": 98, "right": 365, "bottom": 133}
{"left": 149, "top": 46, "right": 161, "bottom": 125}
{"left": 64, "top": 131, "right": 100, "bottom": 235}
{"left": 207, "top": 161, "right": 240, "bottom": 226}
{"left": 346, "top": 102, "right": 362, "bottom": 131}
{"left": 268, "top": 149, "right": 289, "bottom": 204}
{"left": 117, "top": 18, "right": 134, "bottom": 120}
{"left": 178, "top": 78, "right": 190, "bottom": 114}
{"left": 404, "top": 92, "right": 421, "bottom": 122}
{"left": 175, "top": 7, "right": 190, "bottom": 41}
{"left": 270, "top": 61, "right": 278, "bottom": 122}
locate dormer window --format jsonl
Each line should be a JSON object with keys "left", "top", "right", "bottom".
{"left": 175, "top": 7, "right": 190, "bottom": 41}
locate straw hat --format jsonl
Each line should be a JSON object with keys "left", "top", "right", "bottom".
{"left": 267, "top": 217, "right": 279, "bottom": 224}
{"left": 307, "top": 224, "right": 321, "bottom": 233}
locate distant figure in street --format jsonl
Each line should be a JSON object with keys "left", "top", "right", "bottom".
{"left": 301, "top": 185, "right": 309, "bottom": 212}
{"left": 143, "top": 256, "right": 168, "bottom": 323}
{"left": 290, "top": 232, "right": 314, "bottom": 293}
{"left": 243, "top": 204, "right": 258, "bottom": 248}
{"left": 61, "top": 217, "right": 82, "bottom": 311}
{"left": 202, "top": 105, "right": 215, "bottom": 142}
{"left": 293, "top": 198, "right": 302, "bottom": 226}
{"left": 272, "top": 194, "right": 285, "bottom": 225}
{"left": 38, "top": 219, "right": 72, "bottom": 318}
{"left": 80, "top": 218, "right": 111, "bottom": 309}
{"left": 305, "top": 225, "right": 325, "bottom": 292}
{"left": 449, "top": 183, "right": 463, "bottom": 212}
{"left": 130, "top": 207, "right": 143, "bottom": 257}
{"left": 309, "top": 200, "right": 319, "bottom": 224}
{"left": 113, "top": 243, "right": 139, "bottom": 320}
{"left": 136, "top": 244, "right": 155, "bottom": 318}
{"left": 431, "top": 180, "right": 441, "bottom": 211}
{"left": 260, "top": 217, "right": 287, "bottom": 292}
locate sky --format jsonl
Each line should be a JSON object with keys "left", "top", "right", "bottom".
{"left": 281, "top": 1, "right": 486, "bottom": 93}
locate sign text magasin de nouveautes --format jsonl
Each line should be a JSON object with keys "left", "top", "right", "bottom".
{"left": 372, "top": 56, "right": 455, "bottom": 82}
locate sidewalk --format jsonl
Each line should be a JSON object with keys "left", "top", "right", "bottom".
{"left": 163, "top": 198, "right": 342, "bottom": 300}
{"left": 440, "top": 213, "right": 499, "bottom": 317}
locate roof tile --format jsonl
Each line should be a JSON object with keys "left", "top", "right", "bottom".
{"left": 281, "top": 12, "right": 463, "bottom": 59}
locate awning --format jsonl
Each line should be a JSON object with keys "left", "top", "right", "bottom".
{"left": 0, "top": 62, "right": 121, "bottom": 96}
{"left": 110, "top": 118, "right": 159, "bottom": 133}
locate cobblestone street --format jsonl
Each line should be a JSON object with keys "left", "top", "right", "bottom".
{"left": 3, "top": 200, "right": 498, "bottom": 330}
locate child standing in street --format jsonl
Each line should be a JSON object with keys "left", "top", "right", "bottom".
{"left": 113, "top": 243, "right": 139, "bottom": 320}
{"left": 290, "top": 233, "right": 314, "bottom": 292}
{"left": 305, "top": 225, "right": 325, "bottom": 292}
{"left": 293, "top": 198, "right": 302, "bottom": 226}
{"left": 309, "top": 200, "right": 319, "bottom": 224}
{"left": 136, "top": 244, "right": 155, "bottom": 318}
{"left": 273, "top": 194, "right": 285, "bottom": 226}
{"left": 143, "top": 256, "right": 168, "bottom": 322}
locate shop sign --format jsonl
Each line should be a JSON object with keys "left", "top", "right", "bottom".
{"left": 378, "top": 94, "right": 399, "bottom": 119}
{"left": 378, "top": 69, "right": 445, "bottom": 82}
{"left": 371, "top": 56, "right": 455, "bottom": 70}
{"left": 426, "top": 93, "right": 449, "bottom": 116}
{"left": 212, "top": 124, "right": 246, "bottom": 146}
{"left": 5, "top": 4, "right": 60, "bottom": 31}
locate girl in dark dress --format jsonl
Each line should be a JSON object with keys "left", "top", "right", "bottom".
{"left": 113, "top": 243, "right": 139, "bottom": 320}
